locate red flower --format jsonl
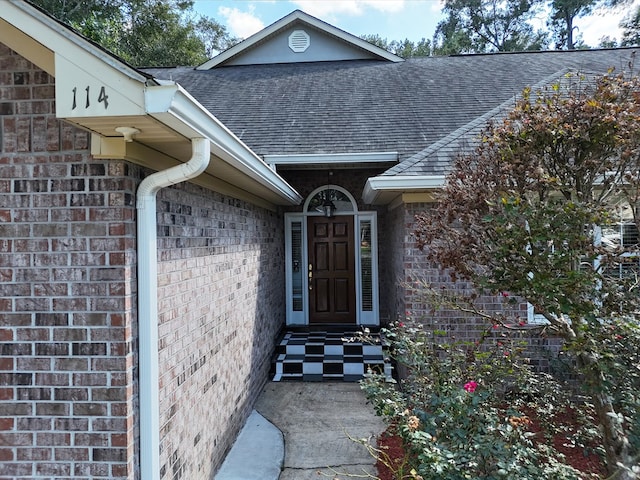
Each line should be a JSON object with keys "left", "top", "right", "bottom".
{"left": 398, "top": 322, "right": 405, "bottom": 327}
{"left": 463, "top": 381, "right": 478, "bottom": 393}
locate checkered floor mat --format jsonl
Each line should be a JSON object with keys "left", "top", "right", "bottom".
{"left": 272, "top": 330, "right": 392, "bottom": 382}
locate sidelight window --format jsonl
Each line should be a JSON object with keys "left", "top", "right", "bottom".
{"left": 360, "top": 220, "right": 373, "bottom": 312}
{"left": 291, "top": 221, "right": 303, "bottom": 312}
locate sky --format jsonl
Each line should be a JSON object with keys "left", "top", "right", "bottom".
{"left": 193, "top": 0, "right": 639, "bottom": 49}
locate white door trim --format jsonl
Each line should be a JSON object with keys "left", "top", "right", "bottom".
{"left": 285, "top": 191, "right": 379, "bottom": 326}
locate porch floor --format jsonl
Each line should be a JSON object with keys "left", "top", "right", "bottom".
{"left": 272, "top": 330, "right": 392, "bottom": 382}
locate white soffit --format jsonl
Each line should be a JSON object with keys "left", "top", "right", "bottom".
{"left": 196, "top": 10, "right": 403, "bottom": 70}
{"left": 362, "top": 175, "right": 446, "bottom": 205}
{"left": 264, "top": 152, "right": 399, "bottom": 169}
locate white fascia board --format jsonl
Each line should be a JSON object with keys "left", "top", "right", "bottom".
{"left": 196, "top": 10, "right": 402, "bottom": 70}
{"left": 264, "top": 152, "right": 398, "bottom": 168}
{"left": 145, "top": 83, "right": 302, "bottom": 205}
{"left": 363, "top": 175, "right": 446, "bottom": 204}
{"left": 5, "top": 1, "right": 149, "bottom": 84}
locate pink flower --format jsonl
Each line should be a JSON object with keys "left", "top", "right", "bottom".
{"left": 492, "top": 324, "right": 499, "bottom": 329}
{"left": 463, "top": 381, "right": 478, "bottom": 393}
{"left": 501, "top": 292, "right": 510, "bottom": 297}
{"left": 398, "top": 322, "right": 405, "bottom": 327}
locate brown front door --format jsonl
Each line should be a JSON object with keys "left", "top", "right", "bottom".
{"left": 307, "top": 215, "right": 356, "bottom": 324}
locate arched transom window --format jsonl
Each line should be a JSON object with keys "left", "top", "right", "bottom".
{"left": 304, "top": 185, "right": 357, "bottom": 215}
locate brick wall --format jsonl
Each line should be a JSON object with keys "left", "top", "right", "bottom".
{"left": 379, "top": 202, "right": 406, "bottom": 324}
{"left": 155, "top": 184, "right": 284, "bottom": 479}
{"left": 388, "top": 201, "right": 563, "bottom": 367}
{"left": 1, "top": 42, "right": 288, "bottom": 480}
{"left": 0, "top": 44, "right": 138, "bottom": 479}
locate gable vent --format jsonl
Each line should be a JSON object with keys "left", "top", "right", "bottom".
{"left": 288, "top": 30, "right": 310, "bottom": 53}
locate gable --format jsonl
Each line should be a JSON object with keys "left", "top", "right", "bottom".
{"left": 197, "top": 10, "right": 402, "bottom": 69}
{"left": 220, "top": 23, "right": 381, "bottom": 66}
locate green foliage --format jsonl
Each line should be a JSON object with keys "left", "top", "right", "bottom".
{"left": 547, "top": 0, "right": 597, "bottom": 49}
{"left": 362, "top": 322, "right": 588, "bottom": 480}
{"left": 361, "top": 34, "right": 432, "bottom": 58}
{"left": 416, "top": 70, "right": 640, "bottom": 327}
{"left": 570, "top": 317, "right": 640, "bottom": 466}
{"left": 433, "top": 0, "right": 548, "bottom": 54}
{"left": 621, "top": 5, "right": 640, "bottom": 47}
{"left": 548, "top": 0, "right": 635, "bottom": 49}
{"left": 414, "top": 68, "right": 640, "bottom": 478}
{"left": 31, "top": 0, "right": 238, "bottom": 66}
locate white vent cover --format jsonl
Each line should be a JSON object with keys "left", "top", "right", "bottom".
{"left": 288, "top": 30, "right": 310, "bottom": 53}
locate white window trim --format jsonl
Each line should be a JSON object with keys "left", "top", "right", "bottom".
{"left": 356, "top": 213, "right": 379, "bottom": 326}
{"left": 303, "top": 184, "right": 357, "bottom": 213}
{"left": 285, "top": 214, "right": 308, "bottom": 325}
{"left": 527, "top": 221, "right": 638, "bottom": 324}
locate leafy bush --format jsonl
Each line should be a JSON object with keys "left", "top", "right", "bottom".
{"left": 362, "top": 321, "right": 596, "bottom": 480}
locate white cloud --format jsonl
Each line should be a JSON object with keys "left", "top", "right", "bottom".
{"left": 218, "top": 5, "right": 265, "bottom": 39}
{"left": 291, "top": 1, "right": 361, "bottom": 17}
{"left": 575, "top": 1, "right": 639, "bottom": 46}
{"left": 291, "top": 0, "right": 406, "bottom": 19}
{"left": 361, "top": 0, "right": 406, "bottom": 13}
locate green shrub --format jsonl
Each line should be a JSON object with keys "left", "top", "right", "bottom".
{"left": 362, "top": 321, "right": 593, "bottom": 480}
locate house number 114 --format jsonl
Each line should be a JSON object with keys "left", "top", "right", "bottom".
{"left": 72, "top": 86, "right": 109, "bottom": 110}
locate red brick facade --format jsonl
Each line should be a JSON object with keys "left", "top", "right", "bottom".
{"left": 0, "top": 44, "right": 138, "bottom": 479}
{"left": 1, "top": 43, "right": 286, "bottom": 480}
{"left": 155, "top": 183, "right": 285, "bottom": 478}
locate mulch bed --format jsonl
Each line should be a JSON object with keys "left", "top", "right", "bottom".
{"left": 376, "top": 410, "right": 606, "bottom": 480}
{"left": 376, "top": 428, "right": 409, "bottom": 480}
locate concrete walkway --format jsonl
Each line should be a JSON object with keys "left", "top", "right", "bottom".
{"left": 256, "top": 382, "right": 385, "bottom": 479}
{"left": 215, "top": 381, "right": 386, "bottom": 479}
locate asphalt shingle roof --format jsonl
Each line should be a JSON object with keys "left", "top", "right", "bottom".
{"left": 143, "top": 48, "right": 638, "bottom": 176}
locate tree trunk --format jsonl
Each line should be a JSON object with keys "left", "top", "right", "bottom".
{"left": 565, "top": 14, "right": 574, "bottom": 50}
{"left": 579, "top": 352, "right": 637, "bottom": 479}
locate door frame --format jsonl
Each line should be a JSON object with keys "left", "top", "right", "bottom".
{"left": 307, "top": 215, "right": 356, "bottom": 324}
{"left": 285, "top": 185, "right": 379, "bottom": 326}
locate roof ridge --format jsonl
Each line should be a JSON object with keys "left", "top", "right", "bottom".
{"left": 444, "top": 46, "right": 640, "bottom": 58}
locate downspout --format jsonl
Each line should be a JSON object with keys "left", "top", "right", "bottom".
{"left": 137, "top": 137, "right": 210, "bottom": 480}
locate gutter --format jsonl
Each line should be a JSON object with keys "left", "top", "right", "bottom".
{"left": 137, "top": 137, "right": 210, "bottom": 480}
{"left": 362, "top": 175, "right": 446, "bottom": 204}
{"left": 145, "top": 83, "right": 302, "bottom": 205}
